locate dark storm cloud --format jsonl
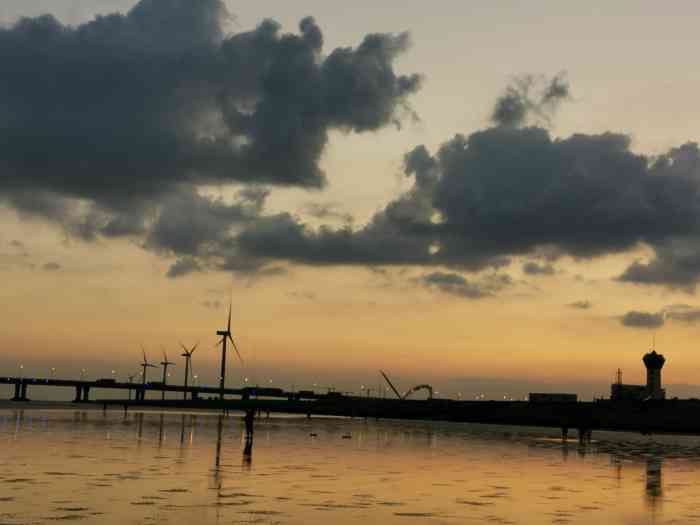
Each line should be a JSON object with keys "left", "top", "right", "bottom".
{"left": 235, "top": 100, "right": 700, "bottom": 281}
{"left": 145, "top": 186, "right": 264, "bottom": 257}
{"left": 618, "top": 237, "right": 700, "bottom": 292}
{"left": 419, "top": 271, "right": 512, "bottom": 299}
{"left": 0, "top": 0, "right": 421, "bottom": 232}
{"left": 491, "top": 73, "right": 570, "bottom": 128}
{"left": 6, "top": 7, "right": 700, "bottom": 298}
{"left": 522, "top": 261, "right": 555, "bottom": 275}
{"left": 619, "top": 304, "right": 700, "bottom": 329}
{"left": 568, "top": 300, "right": 592, "bottom": 310}
{"left": 620, "top": 310, "right": 665, "bottom": 329}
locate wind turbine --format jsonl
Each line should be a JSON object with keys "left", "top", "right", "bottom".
{"left": 215, "top": 301, "right": 244, "bottom": 400}
{"left": 160, "top": 349, "right": 175, "bottom": 400}
{"left": 140, "top": 347, "right": 158, "bottom": 387}
{"left": 180, "top": 342, "right": 198, "bottom": 401}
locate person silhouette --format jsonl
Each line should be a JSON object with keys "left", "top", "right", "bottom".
{"left": 243, "top": 408, "right": 255, "bottom": 437}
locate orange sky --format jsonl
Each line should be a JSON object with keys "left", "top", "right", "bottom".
{"left": 2, "top": 1, "right": 700, "bottom": 400}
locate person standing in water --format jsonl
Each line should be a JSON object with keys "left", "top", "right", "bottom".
{"left": 243, "top": 408, "right": 255, "bottom": 437}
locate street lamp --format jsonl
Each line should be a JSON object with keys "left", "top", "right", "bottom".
{"left": 19, "top": 364, "right": 24, "bottom": 379}
{"left": 193, "top": 374, "right": 198, "bottom": 386}
{"left": 50, "top": 367, "right": 56, "bottom": 379}
{"left": 80, "top": 368, "right": 87, "bottom": 380}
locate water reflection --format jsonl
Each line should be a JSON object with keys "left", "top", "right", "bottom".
{"left": 243, "top": 435, "right": 253, "bottom": 470}
{"left": 645, "top": 455, "right": 663, "bottom": 508}
{"left": 1, "top": 409, "right": 698, "bottom": 524}
{"left": 214, "top": 415, "right": 223, "bottom": 472}
{"left": 136, "top": 411, "right": 144, "bottom": 442}
{"left": 158, "top": 413, "right": 164, "bottom": 446}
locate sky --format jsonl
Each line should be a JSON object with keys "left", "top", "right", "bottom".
{"left": 3, "top": 0, "right": 700, "bottom": 400}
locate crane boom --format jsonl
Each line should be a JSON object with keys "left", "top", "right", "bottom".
{"left": 403, "top": 384, "right": 434, "bottom": 400}
{"left": 380, "top": 370, "right": 403, "bottom": 400}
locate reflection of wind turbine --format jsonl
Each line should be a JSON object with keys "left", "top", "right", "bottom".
{"left": 160, "top": 350, "right": 175, "bottom": 400}
{"left": 140, "top": 347, "right": 158, "bottom": 387}
{"left": 180, "top": 342, "right": 198, "bottom": 401}
{"left": 215, "top": 301, "right": 244, "bottom": 400}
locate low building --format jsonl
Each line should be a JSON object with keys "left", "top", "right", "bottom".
{"left": 610, "top": 383, "right": 647, "bottom": 401}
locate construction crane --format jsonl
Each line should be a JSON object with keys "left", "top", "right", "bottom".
{"left": 380, "top": 370, "right": 434, "bottom": 400}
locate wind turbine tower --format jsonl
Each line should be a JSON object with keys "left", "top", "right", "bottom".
{"left": 160, "top": 350, "right": 175, "bottom": 400}
{"left": 215, "top": 302, "right": 244, "bottom": 401}
{"left": 140, "top": 348, "right": 158, "bottom": 400}
{"left": 180, "top": 342, "right": 198, "bottom": 401}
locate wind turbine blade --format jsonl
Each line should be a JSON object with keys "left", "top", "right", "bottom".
{"left": 142, "top": 346, "right": 147, "bottom": 364}
{"left": 180, "top": 342, "right": 188, "bottom": 353}
{"left": 227, "top": 301, "right": 232, "bottom": 333}
{"left": 229, "top": 334, "right": 244, "bottom": 365}
{"left": 191, "top": 343, "right": 198, "bottom": 355}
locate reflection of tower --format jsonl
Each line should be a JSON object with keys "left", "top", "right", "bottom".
{"left": 643, "top": 351, "right": 666, "bottom": 400}
{"left": 645, "top": 455, "right": 663, "bottom": 513}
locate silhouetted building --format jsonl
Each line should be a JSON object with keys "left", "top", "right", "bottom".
{"left": 528, "top": 393, "right": 577, "bottom": 403}
{"left": 643, "top": 350, "right": 666, "bottom": 400}
{"left": 611, "top": 350, "right": 666, "bottom": 401}
{"left": 610, "top": 383, "right": 647, "bottom": 401}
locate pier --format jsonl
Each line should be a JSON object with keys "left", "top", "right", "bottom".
{"left": 3, "top": 375, "right": 700, "bottom": 437}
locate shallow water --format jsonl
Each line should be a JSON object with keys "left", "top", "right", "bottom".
{"left": 2, "top": 409, "right": 700, "bottom": 524}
